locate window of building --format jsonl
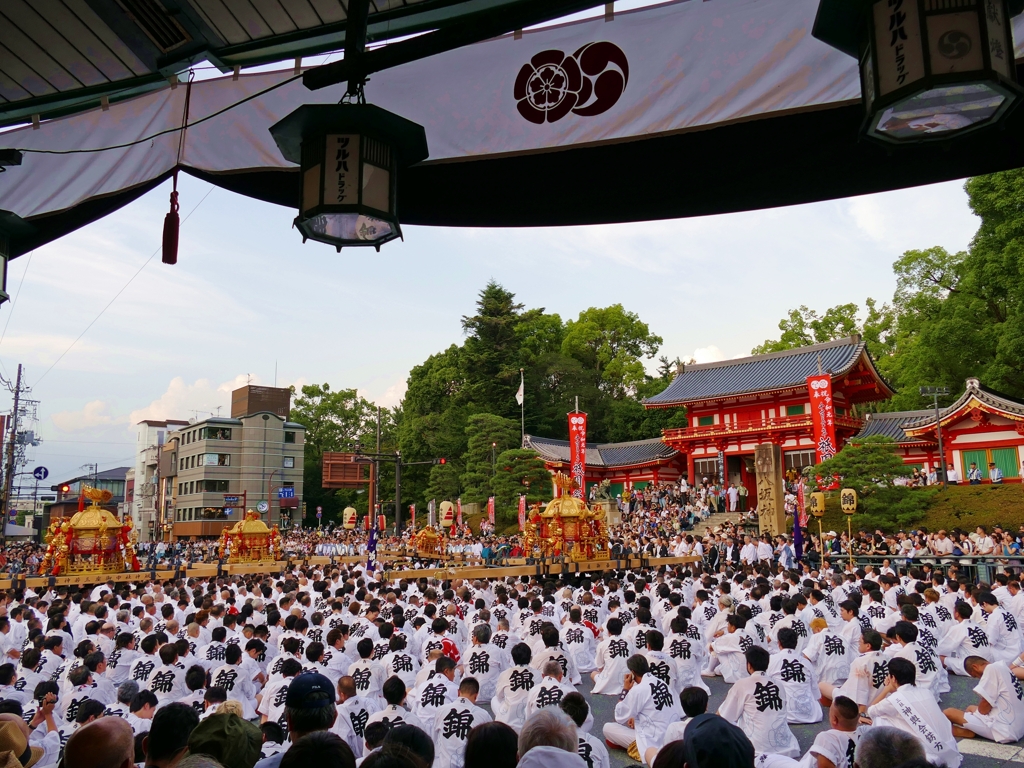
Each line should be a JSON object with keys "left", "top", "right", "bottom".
{"left": 201, "top": 479, "right": 230, "bottom": 492}
{"left": 178, "top": 482, "right": 183, "bottom": 495}
{"left": 283, "top": 456, "right": 295, "bottom": 468}
{"left": 834, "top": 407, "right": 845, "bottom": 416}
{"left": 697, "top": 416, "right": 715, "bottom": 427}
{"left": 189, "top": 481, "right": 195, "bottom": 495}
{"left": 200, "top": 427, "right": 232, "bottom": 440}
{"left": 784, "top": 450, "right": 816, "bottom": 472}
{"left": 284, "top": 431, "right": 296, "bottom": 443}
{"left": 786, "top": 404, "right": 806, "bottom": 417}
{"left": 694, "top": 458, "right": 720, "bottom": 479}
{"left": 201, "top": 453, "right": 230, "bottom": 466}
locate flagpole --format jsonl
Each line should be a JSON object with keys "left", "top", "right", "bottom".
{"left": 520, "top": 368, "right": 525, "bottom": 447}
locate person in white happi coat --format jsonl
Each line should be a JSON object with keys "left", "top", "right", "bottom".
{"left": 803, "top": 618, "right": 851, "bottom": 686}
{"left": 602, "top": 654, "right": 682, "bottom": 766}
{"left": 708, "top": 615, "right": 755, "bottom": 684}
{"left": 334, "top": 676, "right": 380, "bottom": 757}
{"left": 943, "top": 656, "right": 1024, "bottom": 744}
{"left": 532, "top": 626, "right": 581, "bottom": 687}
{"left": 769, "top": 601, "right": 810, "bottom": 656}
{"left": 432, "top": 677, "right": 491, "bottom": 768}
{"left": 525, "top": 661, "right": 576, "bottom": 721}
{"left": 210, "top": 644, "right": 257, "bottom": 719}
{"left": 767, "top": 628, "right": 821, "bottom": 725}
{"left": 591, "top": 619, "right": 631, "bottom": 696}
{"left": 365, "top": 676, "right": 414, "bottom": 734}
{"left": 889, "top": 621, "right": 946, "bottom": 697}
{"left": 410, "top": 656, "right": 459, "bottom": 733}
{"left": 864, "top": 657, "right": 961, "bottom": 768}
{"left": 560, "top": 608, "right": 597, "bottom": 675}
{"left": 257, "top": 659, "right": 301, "bottom": 728}
{"left": 979, "top": 593, "right": 1024, "bottom": 662}
{"left": 717, "top": 646, "right": 801, "bottom": 758}
{"left": 560, "top": 692, "right": 609, "bottom": 768}
{"left": 798, "top": 696, "right": 863, "bottom": 768}
{"left": 377, "top": 636, "right": 420, "bottom": 691}
{"left": 822, "top": 629, "right": 889, "bottom": 711}
{"left": 491, "top": 643, "right": 539, "bottom": 732}
{"left": 463, "top": 624, "right": 506, "bottom": 704}
{"left": 348, "top": 638, "right": 387, "bottom": 706}
{"left": 642, "top": 631, "right": 679, "bottom": 695}
{"left": 938, "top": 602, "right": 993, "bottom": 676}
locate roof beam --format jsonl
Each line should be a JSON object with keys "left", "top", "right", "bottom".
{"left": 303, "top": 0, "right": 606, "bottom": 90}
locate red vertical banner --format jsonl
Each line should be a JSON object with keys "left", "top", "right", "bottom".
{"left": 518, "top": 494, "right": 526, "bottom": 531}
{"left": 807, "top": 375, "right": 837, "bottom": 462}
{"left": 568, "top": 412, "right": 588, "bottom": 499}
{"left": 487, "top": 496, "right": 495, "bottom": 525}
{"left": 409, "top": 504, "right": 415, "bottom": 530}
{"left": 457, "top": 498, "right": 463, "bottom": 527}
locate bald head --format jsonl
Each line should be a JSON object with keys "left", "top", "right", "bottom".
{"left": 64, "top": 717, "right": 134, "bottom": 768}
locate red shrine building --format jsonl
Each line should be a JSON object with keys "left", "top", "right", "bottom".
{"left": 858, "top": 378, "right": 1024, "bottom": 483}
{"left": 527, "top": 336, "right": 1024, "bottom": 496}
{"left": 643, "top": 336, "right": 893, "bottom": 500}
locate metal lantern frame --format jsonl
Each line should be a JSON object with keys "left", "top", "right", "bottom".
{"left": 814, "top": 0, "right": 1024, "bottom": 144}
{"left": 269, "top": 104, "right": 429, "bottom": 252}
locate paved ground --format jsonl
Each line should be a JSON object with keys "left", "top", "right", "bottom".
{"left": 566, "top": 672, "right": 1024, "bottom": 767}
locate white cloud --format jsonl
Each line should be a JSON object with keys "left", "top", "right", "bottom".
{"left": 129, "top": 377, "right": 237, "bottom": 424}
{"left": 691, "top": 346, "right": 727, "bottom": 364}
{"left": 376, "top": 380, "right": 408, "bottom": 408}
{"left": 51, "top": 400, "right": 124, "bottom": 432}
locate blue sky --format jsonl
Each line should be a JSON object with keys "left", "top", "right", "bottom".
{"left": 0, "top": 170, "right": 980, "bottom": 486}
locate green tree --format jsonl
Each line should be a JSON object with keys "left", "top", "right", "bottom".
{"left": 489, "top": 449, "right": 552, "bottom": 520}
{"left": 809, "top": 435, "right": 933, "bottom": 530}
{"left": 562, "top": 305, "right": 662, "bottom": 399}
{"left": 752, "top": 303, "right": 865, "bottom": 355}
{"left": 461, "top": 282, "right": 526, "bottom": 418}
{"left": 460, "top": 413, "right": 521, "bottom": 503}
{"left": 290, "top": 383, "right": 385, "bottom": 525}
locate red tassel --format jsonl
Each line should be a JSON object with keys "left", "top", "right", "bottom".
{"left": 162, "top": 188, "right": 179, "bottom": 265}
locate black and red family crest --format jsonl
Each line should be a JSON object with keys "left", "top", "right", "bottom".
{"left": 513, "top": 42, "right": 629, "bottom": 124}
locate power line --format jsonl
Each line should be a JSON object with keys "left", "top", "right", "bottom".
{"left": 33, "top": 184, "right": 216, "bottom": 387}
{"left": 9, "top": 72, "right": 303, "bottom": 156}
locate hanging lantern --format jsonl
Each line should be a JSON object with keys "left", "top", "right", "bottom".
{"left": 814, "top": 0, "right": 1024, "bottom": 143}
{"left": 439, "top": 501, "right": 455, "bottom": 528}
{"left": 269, "top": 104, "right": 428, "bottom": 252}
{"left": 342, "top": 507, "right": 357, "bottom": 529}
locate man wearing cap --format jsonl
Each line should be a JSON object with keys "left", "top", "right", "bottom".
{"left": 254, "top": 672, "right": 342, "bottom": 768}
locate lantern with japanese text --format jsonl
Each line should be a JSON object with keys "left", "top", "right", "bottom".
{"left": 841, "top": 488, "right": 859, "bottom": 515}
{"left": 269, "top": 105, "right": 429, "bottom": 251}
{"left": 814, "top": 0, "right": 1024, "bottom": 143}
{"left": 809, "top": 492, "right": 827, "bottom": 518}
{"left": 439, "top": 501, "right": 455, "bottom": 529}
{"left": 342, "top": 507, "right": 357, "bottom": 529}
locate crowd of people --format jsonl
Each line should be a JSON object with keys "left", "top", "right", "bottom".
{"left": 0, "top": 542, "right": 1019, "bottom": 768}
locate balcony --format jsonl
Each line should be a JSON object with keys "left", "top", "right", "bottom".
{"left": 663, "top": 413, "right": 864, "bottom": 443}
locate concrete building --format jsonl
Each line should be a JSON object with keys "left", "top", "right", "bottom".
{"left": 46, "top": 466, "right": 131, "bottom": 527}
{"left": 170, "top": 385, "right": 305, "bottom": 539}
{"left": 132, "top": 419, "right": 189, "bottom": 536}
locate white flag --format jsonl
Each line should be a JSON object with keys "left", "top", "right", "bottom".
{"left": 515, "top": 371, "right": 524, "bottom": 406}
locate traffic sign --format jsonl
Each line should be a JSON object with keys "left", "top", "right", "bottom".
{"left": 278, "top": 487, "right": 295, "bottom": 499}
{"left": 32, "top": 467, "right": 48, "bottom": 481}
{"left": 316, "top": 505, "right": 322, "bottom": 519}
{"left": 256, "top": 500, "right": 269, "bottom": 513}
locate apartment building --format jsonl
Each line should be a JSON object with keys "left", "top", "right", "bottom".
{"left": 168, "top": 386, "right": 305, "bottom": 539}
{"left": 132, "top": 419, "right": 189, "bottom": 536}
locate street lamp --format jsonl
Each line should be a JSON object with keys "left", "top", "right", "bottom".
{"left": 269, "top": 104, "right": 428, "bottom": 252}
{"left": 492, "top": 442, "right": 497, "bottom": 476}
{"left": 813, "top": 0, "right": 1024, "bottom": 143}
{"left": 920, "top": 386, "right": 951, "bottom": 486}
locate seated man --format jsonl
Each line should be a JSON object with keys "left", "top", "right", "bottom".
{"left": 559, "top": 692, "right": 609, "bottom": 768}
{"left": 938, "top": 603, "right": 994, "bottom": 676}
{"left": 863, "top": 657, "right": 960, "bottom": 768}
{"left": 800, "top": 696, "right": 861, "bottom": 768}
{"left": 603, "top": 654, "right": 681, "bottom": 766}
{"left": 942, "top": 655, "right": 1024, "bottom": 744}
{"left": 767, "top": 628, "right": 821, "bottom": 724}
{"left": 821, "top": 629, "right": 888, "bottom": 712}
{"left": 717, "top": 646, "right": 800, "bottom": 759}
{"left": 647, "top": 686, "right": 708, "bottom": 765}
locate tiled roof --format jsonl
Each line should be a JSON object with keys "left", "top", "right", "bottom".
{"left": 902, "top": 378, "right": 1024, "bottom": 431}
{"left": 857, "top": 410, "right": 934, "bottom": 444}
{"left": 645, "top": 335, "right": 891, "bottom": 406}
{"left": 525, "top": 435, "right": 678, "bottom": 468}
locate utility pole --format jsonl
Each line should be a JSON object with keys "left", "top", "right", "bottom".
{"left": 920, "top": 386, "right": 951, "bottom": 488}
{"left": 2, "top": 364, "right": 23, "bottom": 544}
